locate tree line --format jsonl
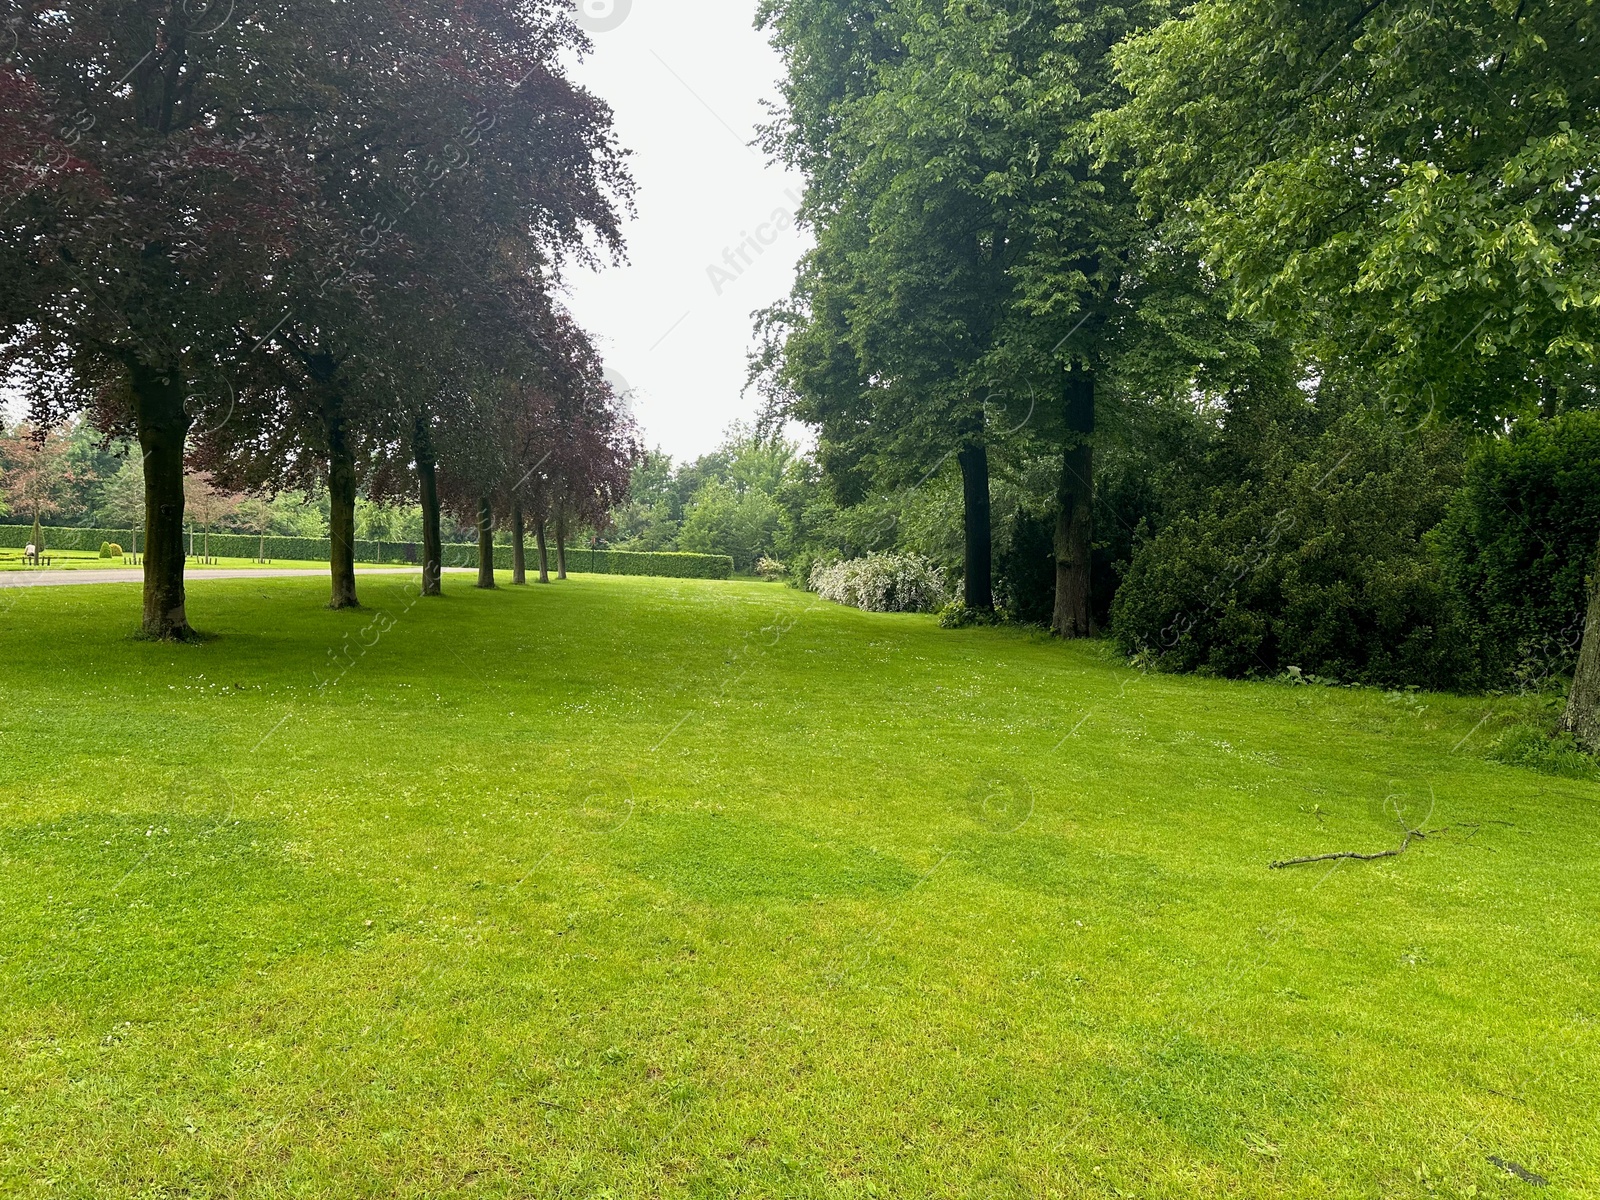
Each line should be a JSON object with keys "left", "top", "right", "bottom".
{"left": 755, "top": 0, "right": 1600, "bottom": 745}
{"left": 1, "top": 0, "right": 638, "bottom": 634}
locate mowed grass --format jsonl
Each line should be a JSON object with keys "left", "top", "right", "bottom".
{"left": 0, "top": 573, "right": 1595, "bottom": 1199}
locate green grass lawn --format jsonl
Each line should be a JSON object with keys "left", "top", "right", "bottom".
{"left": 0, "top": 573, "right": 1595, "bottom": 1198}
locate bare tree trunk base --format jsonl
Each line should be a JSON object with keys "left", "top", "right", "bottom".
{"left": 476, "top": 497, "right": 497, "bottom": 589}
{"left": 132, "top": 362, "right": 193, "bottom": 641}
{"left": 1052, "top": 441, "right": 1094, "bottom": 639}
{"left": 511, "top": 500, "right": 528, "bottom": 585}
{"left": 1561, "top": 548, "right": 1600, "bottom": 752}
{"left": 416, "top": 417, "right": 444, "bottom": 597}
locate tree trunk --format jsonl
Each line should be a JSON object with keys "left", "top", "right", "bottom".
{"left": 511, "top": 499, "right": 528, "bottom": 585}
{"left": 131, "top": 361, "right": 192, "bottom": 639}
{"left": 957, "top": 441, "right": 994, "bottom": 611}
{"left": 476, "top": 496, "right": 496, "bottom": 589}
{"left": 535, "top": 518, "right": 550, "bottom": 583}
{"left": 414, "top": 417, "right": 443, "bottom": 596}
{"left": 323, "top": 403, "right": 359, "bottom": 608}
{"left": 1561, "top": 536, "right": 1600, "bottom": 751}
{"left": 1053, "top": 367, "right": 1095, "bottom": 638}
{"left": 555, "top": 508, "right": 568, "bottom": 580}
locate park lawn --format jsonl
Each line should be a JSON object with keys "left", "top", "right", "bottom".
{"left": 0, "top": 573, "right": 1595, "bottom": 1199}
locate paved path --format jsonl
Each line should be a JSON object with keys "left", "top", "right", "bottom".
{"left": 0, "top": 567, "right": 464, "bottom": 589}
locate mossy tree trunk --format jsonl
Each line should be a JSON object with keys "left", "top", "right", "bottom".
{"left": 555, "top": 507, "right": 568, "bottom": 580}
{"left": 511, "top": 498, "right": 528, "bottom": 585}
{"left": 1053, "top": 367, "right": 1095, "bottom": 638}
{"left": 535, "top": 517, "right": 550, "bottom": 583}
{"left": 476, "top": 497, "right": 496, "bottom": 589}
{"left": 414, "top": 417, "right": 443, "bottom": 596}
{"left": 130, "top": 360, "right": 192, "bottom": 639}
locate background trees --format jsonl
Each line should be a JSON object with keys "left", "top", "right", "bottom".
{"left": 747, "top": 0, "right": 1600, "bottom": 747}
{"left": 1104, "top": 0, "right": 1600, "bottom": 739}
{"left": 2, "top": 0, "right": 634, "bottom": 629}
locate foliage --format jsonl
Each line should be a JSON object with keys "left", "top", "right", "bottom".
{"left": 1105, "top": 0, "right": 1600, "bottom": 423}
{"left": 810, "top": 552, "right": 950, "bottom": 613}
{"left": 1435, "top": 413, "right": 1600, "bottom": 690}
{"left": 0, "top": 422, "right": 79, "bottom": 524}
{"left": 1488, "top": 721, "right": 1600, "bottom": 781}
{"left": 613, "top": 426, "right": 798, "bottom": 572}
{"left": 1111, "top": 403, "right": 1469, "bottom": 688}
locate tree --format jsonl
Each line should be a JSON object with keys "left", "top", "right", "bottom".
{"left": 1, "top": 0, "right": 320, "bottom": 636}
{"left": 183, "top": 472, "right": 238, "bottom": 564}
{"left": 190, "top": 0, "right": 629, "bottom": 611}
{"left": 0, "top": 422, "right": 76, "bottom": 531}
{"left": 760, "top": 0, "right": 1162, "bottom": 628}
{"left": 1106, "top": 0, "right": 1600, "bottom": 739}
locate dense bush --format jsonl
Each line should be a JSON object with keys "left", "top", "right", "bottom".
{"left": 995, "top": 510, "right": 1055, "bottom": 624}
{"left": 810, "top": 552, "right": 950, "bottom": 613}
{"left": 1434, "top": 413, "right": 1600, "bottom": 691}
{"left": 1111, "top": 410, "right": 1469, "bottom": 687}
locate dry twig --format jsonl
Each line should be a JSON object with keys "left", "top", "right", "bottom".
{"left": 1269, "top": 828, "right": 1440, "bottom": 870}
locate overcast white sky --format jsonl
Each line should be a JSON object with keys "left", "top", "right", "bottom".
{"left": 559, "top": 0, "right": 811, "bottom": 464}
{"left": 3, "top": 3, "right": 810, "bottom": 461}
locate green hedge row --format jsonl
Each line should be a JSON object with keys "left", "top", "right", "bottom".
{"left": 0, "top": 525, "right": 136, "bottom": 552}
{"left": 442, "top": 544, "right": 732, "bottom": 578}
{"left": 1, "top": 525, "right": 733, "bottom": 580}
{"left": 545, "top": 548, "right": 734, "bottom": 579}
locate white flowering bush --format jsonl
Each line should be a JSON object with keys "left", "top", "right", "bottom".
{"left": 809, "top": 552, "right": 950, "bottom": 614}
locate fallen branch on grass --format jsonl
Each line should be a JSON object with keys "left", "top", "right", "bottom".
{"left": 1269, "top": 828, "right": 1439, "bottom": 869}
{"left": 1487, "top": 1156, "right": 1549, "bottom": 1186}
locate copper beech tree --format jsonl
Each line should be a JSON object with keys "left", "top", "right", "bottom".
{"left": 2, "top": 0, "right": 630, "bottom": 629}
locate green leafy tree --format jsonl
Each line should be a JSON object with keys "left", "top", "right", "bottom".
{"left": 1106, "top": 0, "right": 1600, "bottom": 739}
{"left": 761, "top": 0, "right": 1172, "bottom": 629}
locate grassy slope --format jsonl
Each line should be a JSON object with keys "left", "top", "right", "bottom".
{"left": 0, "top": 574, "right": 1594, "bottom": 1199}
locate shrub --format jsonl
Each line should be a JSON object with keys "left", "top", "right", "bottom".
{"left": 1434, "top": 412, "right": 1600, "bottom": 691}
{"left": 938, "top": 600, "right": 1002, "bottom": 628}
{"left": 1112, "top": 409, "right": 1470, "bottom": 688}
{"left": 755, "top": 556, "right": 787, "bottom": 582}
{"left": 995, "top": 510, "right": 1055, "bottom": 625}
{"left": 1488, "top": 722, "right": 1599, "bottom": 780}
{"left": 108, "top": 543, "right": 122, "bottom": 557}
{"left": 98, "top": 542, "right": 114, "bottom": 558}
{"left": 810, "top": 552, "right": 950, "bottom": 613}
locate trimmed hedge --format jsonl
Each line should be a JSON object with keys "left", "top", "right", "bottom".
{"left": 0, "top": 525, "right": 136, "bottom": 552}
{"left": 562, "top": 548, "right": 733, "bottom": 579}
{"left": 443, "top": 544, "right": 732, "bottom": 578}
{"left": 0, "top": 525, "right": 733, "bottom": 580}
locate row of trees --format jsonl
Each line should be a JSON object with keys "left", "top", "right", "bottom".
{"left": 2, "top": 0, "right": 638, "bottom": 635}
{"left": 756, "top": 0, "right": 1599, "bottom": 743}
